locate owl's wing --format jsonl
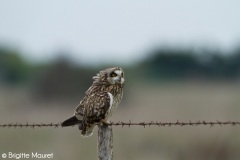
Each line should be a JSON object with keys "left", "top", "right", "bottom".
{"left": 75, "top": 92, "right": 113, "bottom": 123}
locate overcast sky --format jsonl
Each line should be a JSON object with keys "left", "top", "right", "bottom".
{"left": 0, "top": 0, "right": 240, "bottom": 64}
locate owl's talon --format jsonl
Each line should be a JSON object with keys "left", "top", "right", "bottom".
{"left": 100, "top": 120, "right": 109, "bottom": 126}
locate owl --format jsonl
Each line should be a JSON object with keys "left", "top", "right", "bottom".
{"left": 61, "top": 67, "right": 125, "bottom": 137}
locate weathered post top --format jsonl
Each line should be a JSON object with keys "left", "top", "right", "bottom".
{"left": 98, "top": 125, "right": 113, "bottom": 160}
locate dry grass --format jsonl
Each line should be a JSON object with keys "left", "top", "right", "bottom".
{"left": 1, "top": 81, "right": 240, "bottom": 160}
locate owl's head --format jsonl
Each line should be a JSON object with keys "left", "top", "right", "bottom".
{"left": 93, "top": 67, "right": 125, "bottom": 85}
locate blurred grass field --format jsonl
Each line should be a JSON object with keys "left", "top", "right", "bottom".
{"left": 1, "top": 81, "right": 240, "bottom": 160}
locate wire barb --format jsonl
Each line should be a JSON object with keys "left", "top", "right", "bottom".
{"left": 0, "top": 121, "right": 240, "bottom": 129}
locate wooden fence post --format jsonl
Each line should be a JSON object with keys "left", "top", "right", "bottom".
{"left": 98, "top": 124, "right": 113, "bottom": 160}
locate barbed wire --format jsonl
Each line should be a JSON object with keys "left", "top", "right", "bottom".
{"left": 0, "top": 121, "right": 240, "bottom": 129}
{"left": 108, "top": 120, "right": 240, "bottom": 127}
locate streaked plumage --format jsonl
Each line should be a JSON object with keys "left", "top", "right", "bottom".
{"left": 62, "top": 67, "right": 125, "bottom": 137}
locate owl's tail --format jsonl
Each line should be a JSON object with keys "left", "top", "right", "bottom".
{"left": 62, "top": 116, "right": 95, "bottom": 137}
{"left": 61, "top": 116, "right": 80, "bottom": 127}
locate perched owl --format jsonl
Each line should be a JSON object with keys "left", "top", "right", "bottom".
{"left": 61, "top": 67, "right": 125, "bottom": 137}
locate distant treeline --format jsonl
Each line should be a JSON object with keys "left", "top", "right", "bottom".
{"left": 1, "top": 45, "right": 240, "bottom": 99}
{"left": 140, "top": 47, "right": 240, "bottom": 80}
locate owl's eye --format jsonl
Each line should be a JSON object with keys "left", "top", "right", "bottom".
{"left": 110, "top": 72, "right": 117, "bottom": 77}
